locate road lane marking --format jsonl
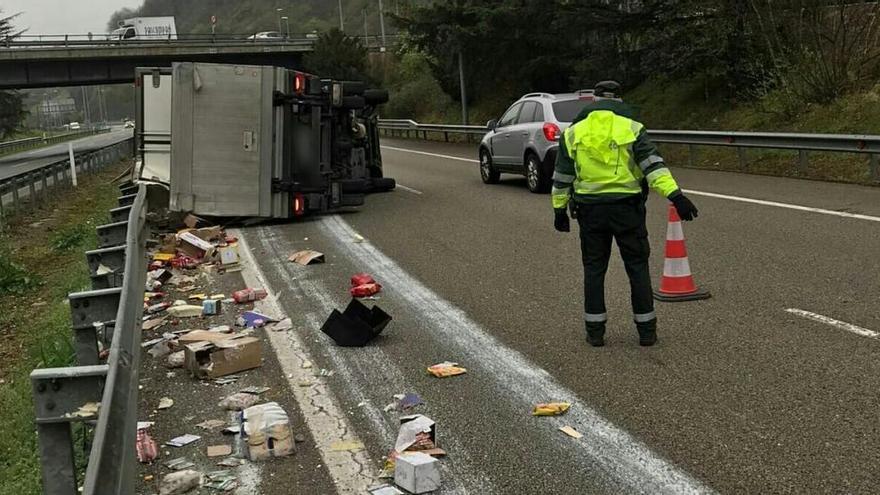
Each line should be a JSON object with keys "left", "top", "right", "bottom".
{"left": 382, "top": 145, "right": 479, "bottom": 163}
{"left": 382, "top": 145, "right": 880, "bottom": 223}
{"left": 683, "top": 190, "right": 880, "bottom": 223}
{"left": 396, "top": 183, "right": 423, "bottom": 195}
{"left": 232, "top": 229, "right": 376, "bottom": 493}
{"left": 785, "top": 308, "right": 880, "bottom": 339}
{"left": 319, "top": 215, "right": 715, "bottom": 494}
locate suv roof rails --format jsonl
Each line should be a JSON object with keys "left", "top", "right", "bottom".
{"left": 576, "top": 89, "right": 595, "bottom": 94}
{"left": 521, "top": 92, "right": 554, "bottom": 99}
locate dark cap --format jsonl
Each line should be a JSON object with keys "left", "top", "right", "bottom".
{"left": 594, "top": 80, "right": 622, "bottom": 98}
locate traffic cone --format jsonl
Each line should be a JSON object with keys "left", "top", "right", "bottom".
{"left": 653, "top": 204, "right": 711, "bottom": 302}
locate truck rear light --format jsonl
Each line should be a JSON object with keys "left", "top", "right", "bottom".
{"left": 294, "top": 72, "right": 306, "bottom": 95}
{"left": 293, "top": 193, "right": 305, "bottom": 216}
{"left": 542, "top": 122, "right": 561, "bottom": 142}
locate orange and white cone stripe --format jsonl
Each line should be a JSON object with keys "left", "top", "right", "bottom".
{"left": 654, "top": 205, "right": 711, "bottom": 302}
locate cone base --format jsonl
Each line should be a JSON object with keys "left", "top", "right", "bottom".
{"left": 653, "top": 287, "right": 711, "bottom": 302}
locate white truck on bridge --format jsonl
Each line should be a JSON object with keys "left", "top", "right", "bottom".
{"left": 111, "top": 17, "right": 177, "bottom": 41}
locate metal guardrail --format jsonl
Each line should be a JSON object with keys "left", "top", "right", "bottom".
{"left": 0, "top": 137, "right": 134, "bottom": 226}
{"left": 377, "top": 119, "right": 880, "bottom": 182}
{"left": 2, "top": 33, "right": 400, "bottom": 49}
{"left": 0, "top": 128, "right": 109, "bottom": 154}
{"left": 30, "top": 181, "right": 148, "bottom": 494}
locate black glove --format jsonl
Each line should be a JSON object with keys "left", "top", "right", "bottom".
{"left": 554, "top": 208, "right": 570, "bottom": 232}
{"left": 670, "top": 193, "right": 698, "bottom": 221}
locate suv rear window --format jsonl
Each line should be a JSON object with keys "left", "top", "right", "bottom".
{"left": 552, "top": 99, "right": 592, "bottom": 123}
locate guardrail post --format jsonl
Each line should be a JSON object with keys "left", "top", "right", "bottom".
{"left": 798, "top": 150, "right": 809, "bottom": 174}
{"left": 68, "top": 288, "right": 122, "bottom": 365}
{"left": 28, "top": 172, "right": 37, "bottom": 206}
{"left": 11, "top": 176, "right": 20, "bottom": 208}
{"left": 444, "top": 131, "right": 449, "bottom": 143}
{"left": 687, "top": 144, "right": 697, "bottom": 167}
{"left": 42, "top": 168, "right": 50, "bottom": 201}
{"left": 35, "top": 422, "right": 76, "bottom": 494}
{"left": 870, "top": 154, "right": 880, "bottom": 182}
{"left": 737, "top": 147, "right": 747, "bottom": 170}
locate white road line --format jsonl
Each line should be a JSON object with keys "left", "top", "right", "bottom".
{"left": 785, "top": 308, "right": 880, "bottom": 339}
{"left": 396, "top": 183, "right": 423, "bottom": 195}
{"left": 319, "top": 215, "right": 715, "bottom": 495}
{"left": 381, "top": 145, "right": 880, "bottom": 223}
{"left": 382, "top": 145, "right": 479, "bottom": 163}
{"left": 683, "top": 190, "right": 880, "bottom": 223}
{"left": 232, "top": 229, "right": 376, "bottom": 493}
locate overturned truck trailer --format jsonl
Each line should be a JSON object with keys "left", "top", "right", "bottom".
{"left": 133, "top": 62, "right": 394, "bottom": 218}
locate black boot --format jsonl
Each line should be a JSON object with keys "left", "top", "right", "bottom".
{"left": 585, "top": 322, "right": 605, "bottom": 347}
{"left": 636, "top": 319, "right": 657, "bottom": 347}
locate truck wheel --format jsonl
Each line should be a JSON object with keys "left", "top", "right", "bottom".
{"left": 480, "top": 148, "right": 500, "bottom": 184}
{"left": 364, "top": 89, "right": 390, "bottom": 105}
{"left": 525, "top": 152, "right": 549, "bottom": 193}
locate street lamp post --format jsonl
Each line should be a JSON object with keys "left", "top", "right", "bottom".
{"left": 276, "top": 8, "right": 283, "bottom": 34}
{"left": 338, "top": 0, "right": 345, "bottom": 31}
{"left": 281, "top": 16, "right": 290, "bottom": 38}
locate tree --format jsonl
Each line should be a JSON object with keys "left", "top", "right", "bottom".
{"left": 303, "top": 29, "right": 371, "bottom": 81}
{"left": 0, "top": 11, "right": 26, "bottom": 138}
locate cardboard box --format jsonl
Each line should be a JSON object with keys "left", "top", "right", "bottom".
{"left": 178, "top": 330, "right": 237, "bottom": 344}
{"left": 184, "top": 334, "right": 261, "bottom": 379}
{"left": 177, "top": 231, "right": 215, "bottom": 259}
{"left": 240, "top": 402, "right": 295, "bottom": 461}
{"left": 394, "top": 452, "right": 440, "bottom": 494}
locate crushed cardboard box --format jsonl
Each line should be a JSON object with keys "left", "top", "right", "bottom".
{"left": 184, "top": 334, "right": 262, "bottom": 379}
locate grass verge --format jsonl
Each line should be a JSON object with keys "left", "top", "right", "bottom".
{"left": 0, "top": 160, "right": 128, "bottom": 494}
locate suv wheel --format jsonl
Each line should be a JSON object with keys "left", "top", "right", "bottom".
{"left": 480, "top": 148, "right": 500, "bottom": 184}
{"left": 525, "top": 152, "right": 550, "bottom": 193}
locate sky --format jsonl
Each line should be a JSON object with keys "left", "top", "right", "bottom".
{"left": 2, "top": 0, "right": 143, "bottom": 35}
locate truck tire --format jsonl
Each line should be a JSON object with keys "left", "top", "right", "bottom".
{"left": 341, "top": 96, "right": 365, "bottom": 110}
{"left": 364, "top": 89, "right": 390, "bottom": 105}
{"left": 370, "top": 177, "right": 396, "bottom": 192}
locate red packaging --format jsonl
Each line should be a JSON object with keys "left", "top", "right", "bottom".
{"left": 233, "top": 288, "right": 268, "bottom": 304}
{"left": 351, "top": 273, "right": 376, "bottom": 287}
{"left": 136, "top": 428, "right": 158, "bottom": 463}
{"left": 350, "top": 283, "right": 381, "bottom": 298}
{"left": 171, "top": 255, "right": 199, "bottom": 269}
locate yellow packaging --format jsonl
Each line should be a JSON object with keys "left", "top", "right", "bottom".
{"left": 532, "top": 402, "right": 571, "bottom": 416}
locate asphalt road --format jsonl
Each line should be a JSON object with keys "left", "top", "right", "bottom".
{"left": 241, "top": 138, "right": 880, "bottom": 494}
{"left": 0, "top": 128, "right": 132, "bottom": 180}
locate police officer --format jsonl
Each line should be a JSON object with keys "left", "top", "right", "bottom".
{"left": 552, "top": 80, "right": 698, "bottom": 347}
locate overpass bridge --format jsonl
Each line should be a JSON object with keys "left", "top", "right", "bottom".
{"left": 0, "top": 34, "right": 395, "bottom": 89}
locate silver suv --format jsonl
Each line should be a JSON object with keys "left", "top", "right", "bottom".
{"left": 479, "top": 90, "right": 595, "bottom": 192}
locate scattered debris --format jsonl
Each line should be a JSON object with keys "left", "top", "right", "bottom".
{"left": 157, "top": 397, "right": 174, "bottom": 410}
{"left": 218, "top": 245, "right": 240, "bottom": 267}
{"left": 136, "top": 428, "right": 159, "bottom": 463}
{"left": 533, "top": 402, "right": 571, "bottom": 416}
{"left": 185, "top": 335, "right": 262, "bottom": 379}
{"left": 240, "top": 386, "right": 270, "bottom": 395}
{"left": 159, "top": 469, "right": 202, "bottom": 495}
{"left": 395, "top": 415, "right": 437, "bottom": 453}
{"left": 353, "top": 233, "right": 365, "bottom": 243}
{"left": 178, "top": 330, "right": 236, "bottom": 344}
{"left": 321, "top": 298, "right": 391, "bottom": 347}
{"left": 147, "top": 301, "right": 172, "bottom": 315}
{"left": 166, "top": 434, "right": 201, "bottom": 447}
{"left": 96, "top": 264, "right": 114, "bottom": 276}
{"left": 147, "top": 341, "right": 174, "bottom": 358}
{"left": 137, "top": 421, "right": 155, "bottom": 430}
{"left": 167, "top": 305, "right": 204, "bottom": 318}
{"left": 398, "top": 393, "right": 423, "bottom": 411}
{"left": 204, "top": 470, "right": 238, "bottom": 491}
{"left": 222, "top": 425, "right": 241, "bottom": 435}
{"left": 238, "top": 310, "right": 274, "bottom": 328}
{"left": 178, "top": 231, "right": 215, "bottom": 259}
{"left": 207, "top": 444, "right": 233, "bottom": 457}
{"left": 218, "top": 392, "right": 260, "bottom": 411}
{"left": 317, "top": 369, "right": 334, "bottom": 377}
{"left": 143, "top": 316, "right": 168, "bottom": 331}
{"left": 288, "top": 250, "right": 325, "bottom": 265}
{"left": 427, "top": 362, "right": 467, "bottom": 378}
{"left": 301, "top": 360, "right": 313, "bottom": 369}
{"left": 66, "top": 402, "right": 100, "bottom": 419}
{"left": 232, "top": 288, "right": 268, "bottom": 304}
{"left": 208, "top": 324, "right": 232, "bottom": 333}
{"left": 559, "top": 426, "right": 583, "bottom": 439}
{"left": 240, "top": 402, "right": 295, "bottom": 461}
{"left": 188, "top": 293, "right": 208, "bottom": 301}
{"left": 202, "top": 299, "right": 222, "bottom": 316}
{"left": 196, "top": 419, "right": 227, "bottom": 431}
{"left": 217, "top": 457, "right": 245, "bottom": 467}
{"left": 164, "top": 457, "right": 195, "bottom": 471}
{"left": 153, "top": 253, "right": 175, "bottom": 262}
{"left": 214, "top": 376, "right": 240, "bottom": 385}
{"left": 165, "top": 351, "right": 185, "bottom": 368}
{"left": 267, "top": 317, "right": 293, "bottom": 332}
{"left": 395, "top": 452, "right": 441, "bottom": 494}
{"left": 329, "top": 440, "right": 364, "bottom": 452}
{"left": 368, "top": 484, "right": 405, "bottom": 495}
{"left": 141, "top": 337, "right": 165, "bottom": 348}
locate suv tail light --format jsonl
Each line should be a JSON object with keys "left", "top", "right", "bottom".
{"left": 293, "top": 72, "right": 307, "bottom": 95}
{"left": 543, "top": 122, "right": 561, "bottom": 142}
